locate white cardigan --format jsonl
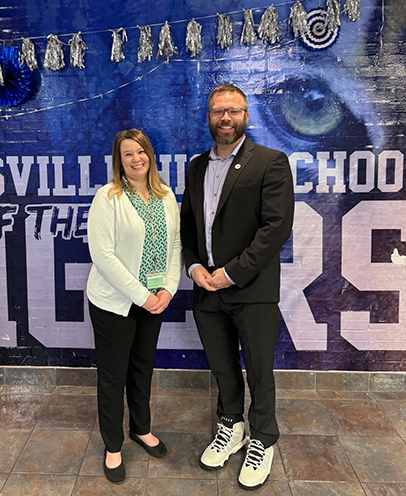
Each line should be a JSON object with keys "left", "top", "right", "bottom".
{"left": 86, "top": 183, "right": 182, "bottom": 316}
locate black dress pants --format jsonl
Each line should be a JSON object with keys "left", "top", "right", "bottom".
{"left": 89, "top": 301, "right": 163, "bottom": 453}
{"left": 193, "top": 291, "right": 280, "bottom": 448}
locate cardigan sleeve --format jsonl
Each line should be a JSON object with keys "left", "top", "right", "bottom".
{"left": 87, "top": 187, "right": 150, "bottom": 307}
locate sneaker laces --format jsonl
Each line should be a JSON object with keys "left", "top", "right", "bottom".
{"left": 210, "top": 423, "right": 234, "bottom": 453}
{"left": 244, "top": 439, "right": 266, "bottom": 470}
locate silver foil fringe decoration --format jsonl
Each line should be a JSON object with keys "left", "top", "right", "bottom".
{"left": 157, "top": 21, "right": 178, "bottom": 63}
{"left": 326, "top": 0, "right": 341, "bottom": 30}
{"left": 44, "top": 34, "right": 65, "bottom": 71}
{"left": 0, "top": 65, "right": 4, "bottom": 87}
{"left": 137, "top": 25, "right": 153, "bottom": 63}
{"left": 110, "top": 28, "right": 127, "bottom": 62}
{"left": 258, "top": 5, "right": 280, "bottom": 45}
{"left": 20, "top": 38, "right": 38, "bottom": 71}
{"left": 68, "top": 32, "right": 88, "bottom": 69}
{"left": 240, "top": 9, "right": 256, "bottom": 46}
{"left": 343, "top": 0, "right": 361, "bottom": 21}
{"left": 217, "top": 13, "right": 233, "bottom": 50}
{"left": 289, "top": 0, "right": 309, "bottom": 38}
{"left": 186, "top": 19, "right": 203, "bottom": 58}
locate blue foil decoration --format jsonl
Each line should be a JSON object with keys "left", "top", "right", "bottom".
{"left": 0, "top": 46, "right": 32, "bottom": 107}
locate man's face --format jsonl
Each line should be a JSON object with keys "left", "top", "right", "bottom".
{"left": 207, "top": 91, "right": 249, "bottom": 145}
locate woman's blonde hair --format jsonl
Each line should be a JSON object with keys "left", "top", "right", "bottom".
{"left": 108, "top": 128, "right": 167, "bottom": 199}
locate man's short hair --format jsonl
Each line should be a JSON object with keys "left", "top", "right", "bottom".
{"left": 207, "top": 84, "right": 248, "bottom": 110}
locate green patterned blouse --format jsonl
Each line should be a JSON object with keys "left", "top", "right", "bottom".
{"left": 122, "top": 178, "right": 167, "bottom": 294}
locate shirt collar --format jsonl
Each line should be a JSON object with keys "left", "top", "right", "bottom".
{"left": 209, "top": 135, "right": 246, "bottom": 161}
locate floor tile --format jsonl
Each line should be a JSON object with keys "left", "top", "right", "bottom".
{"left": 362, "top": 482, "right": 406, "bottom": 495}
{"left": 317, "top": 391, "right": 373, "bottom": 400}
{"left": 147, "top": 432, "right": 216, "bottom": 479}
{"left": 36, "top": 394, "right": 97, "bottom": 430}
{"left": 0, "top": 474, "right": 8, "bottom": 491}
{"left": 340, "top": 436, "right": 406, "bottom": 482}
{"left": 278, "top": 434, "right": 357, "bottom": 482}
{"left": 52, "top": 386, "right": 97, "bottom": 396}
{"left": 0, "top": 394, "right": 49, "bottom": 428}
{"left": 0, "top": 429, "right": 31, "bottom": 472}
{"left": 371, "top": 392, "right": 406, "bottom": 400}
{"left": 152, "top": 395, "right": 212, "bottom": 433}
{"left": 276, "top": 399, "right": 336, "bottom": 435}
{"left": 376, "top": 400, "right": 406, "bottom": 437}
{"left": 13, "top": 429, "right": 91, "bottom": 474}
{"left": 80, "top": 430, "right": 149, "bottom": 477}
{"left": 217, "top": 442, "right": 286, "bottom": 481}
{"left": 289, "top": 481, "right": 365, "bottom": 495}
{"left": 276, "top": 389, "right": 319, "bottom": 399}
{"left": 316, "top": 372, "right": 369, "bottom": 391}
{"left": 5, "top": 368, "right": 55, "bottom": 388}
{"left": 0, "top": 385, "right": 55, "bottom": 394}
{"left": 146, "top": 478, "right": 218, "bottom": 496}
{"left": 151, "top": 387, "right": 210, "bottom": 398}
{"left": 0, "top": 474, "right": 76, "bottom": 496}
{"left": 72, "top": 475, "right": 146, "bottom": 495}
{"left": 218, "top": 479, "right": 291, "bottom": 495}
{"left": 320, "top": 399, "right": 397, "bottom": 436}
{"left": 56, "top": 368, "right": 97, "bottom": 387}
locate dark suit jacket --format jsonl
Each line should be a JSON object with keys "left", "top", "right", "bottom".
{"left": 180, "top": 137, "right": 294, "bottom": 304}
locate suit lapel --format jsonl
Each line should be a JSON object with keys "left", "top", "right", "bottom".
{"left": 194, "top": 151, "right": 210, "bottom": 233}
{"left": 215, "top": 138, "right": 255, "bottom": 217}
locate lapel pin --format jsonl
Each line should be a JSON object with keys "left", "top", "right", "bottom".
{"left": 235, "top": 164, "right": 241, "bottom": 170}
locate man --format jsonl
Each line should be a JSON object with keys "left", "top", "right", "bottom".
{"left": 180, "top": 84, "right": 294, "bottom": 490}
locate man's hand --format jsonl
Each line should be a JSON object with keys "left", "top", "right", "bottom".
{"left": 207, "top": 268, "right": 232, "bottom": 290}
{"left": 191, "top": 265, "right": 218, "bottom": 292}
{"left": 148, "top": 289, "right": 172, "bottom": 314}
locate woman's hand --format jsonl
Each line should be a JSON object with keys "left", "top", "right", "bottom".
{"left": 147, "top": 289, "right": 172, "bottom": 314}
{"left": 141, "top": 293, "right": 160, "bottom": 311}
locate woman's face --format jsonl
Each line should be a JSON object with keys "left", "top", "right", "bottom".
{"left": 120, "top": 138, "right": 150, "bottom": 186}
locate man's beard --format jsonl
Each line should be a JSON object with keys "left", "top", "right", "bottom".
{"left": 209, "top": 119, "right": 247, "bottom": 145}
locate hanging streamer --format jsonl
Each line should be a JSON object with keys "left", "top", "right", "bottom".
{"left": 110, "top": 28, "right": 127, "bottom": 62}
{"left": 240, "top": 9, "right": 256, "bottom": 46}
{"left": 68, "top": 32, "right": 88, "bottom": 69}
{"left": 186, "top": 19, "right": 203, "bottom": 58}
{"left": 326, "top": 0, "right": 341, "bottom": 31}
{"left": 137, "top": 25, "right": 153, "bottom": 63}
{"left": 0, "top": 65, "right": 4, "bottom": 87}
{"left": 258, "top": 5, "right": 280, "bottom": 45}
{"left": 343, "top": 0, "right": 361, "bottom": 21}
{"left": 289, "top": 0, "right": 309, "bottom": 38}
{"left": 20, "top": 38, "right": 38, "bottom": 71}
{"left": 44, "top": 34, "right": 65, "bottom": 71}
{"left": 217, "top": 13, "right": 233, "bottom": 50}
{"left": 156, "top": 21, "right": 178, "bottom": 63}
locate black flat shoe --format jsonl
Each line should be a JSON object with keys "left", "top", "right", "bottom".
{"left": 104, "top": 450, "right": 126, "bottom": 484}
{"left": 130, "top": 431, "right": 168, "bottom": 458}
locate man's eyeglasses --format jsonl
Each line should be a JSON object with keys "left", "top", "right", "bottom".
{"left": 208, "top": 108, "right": 247, "bottom": 118}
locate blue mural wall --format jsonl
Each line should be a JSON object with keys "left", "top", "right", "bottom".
{"left": 0, "top": 0, "right": 405, "bottom": 370}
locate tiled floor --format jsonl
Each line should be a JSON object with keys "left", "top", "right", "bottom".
{"left": 1, "top": 384, "right": 406, "bottom": 495}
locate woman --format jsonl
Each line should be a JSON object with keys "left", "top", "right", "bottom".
{"left": 87, "top": 129, "right": 182, "bottom": 484}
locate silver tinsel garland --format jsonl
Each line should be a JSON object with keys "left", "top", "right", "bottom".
{"left": 20, "top": 38, "right": 38, "bottom": 71}
{"left": 137, "top": 25, "right": 153, "bottom": 63}
{"left": 44, "top": 34, "right": 65, "bottom": 71}
{"left": 258, "top": 5, "right": 280, "bottom": 45}
{"left": 110, "top": 28, "right": 127, "bottom": 62}
{"left": 326, "top": 0, "right": 341, "bottom": 31}
{"left": 68, "top": 32, "right": 88, "bottom": 69}
{"left": 0, "top": 65, "right": 4, "bottom": 87}
{"left": 156, "top": 21, "right": 178, "bottom": 63}
{"left": 186, "top": 19, "right": 203, "bottom": 58}
{"left": 289, "top": 0, "right": 309, "bottom": 38}
{"left": 217, "top": 13, "right": 233, "bottom": 50}
{"left": 344, "top": 0, "right": 361, "bottom": 21}
{"left": 240, "top": 9, "right": 256, "bottom": 46}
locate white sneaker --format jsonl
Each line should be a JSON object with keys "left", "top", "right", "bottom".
{"left": 200, "top": 421, "right": 246, "bottom": 470}
{"left": 238, "top": 439, "right": 274, "bottom": 490}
